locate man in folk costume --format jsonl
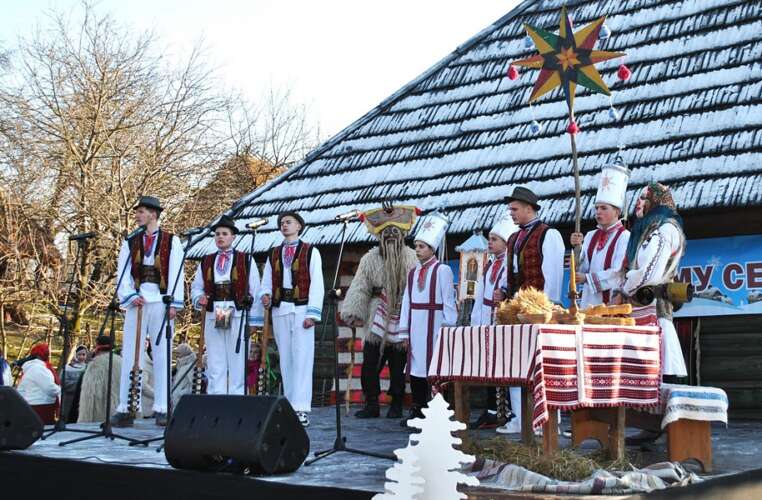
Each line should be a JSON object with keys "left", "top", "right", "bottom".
{"left": 399, "top": 212, "right": 457, "bottom": 426}
{"left": 112, "top": 196, "right": 184, "bottom": 428}
{"left": 570, "top": 162, "right": 631, "bottom": 308}
{"left": 191, "top": 215, "right": 263, "bottom": 395}
{"left": 498, "top": 187, "right": 565, "bottom": 303}
{"left": 78, "top": 336, "right": 122, "bottom": 423}
{"left": 616, "top": 182, "right": 688, "bottom": 380}
{"left": 468, "top": 212, "right": 524, "bottom": 433}
{"left": 260, "top": 212, "right": 324, "bottom": 427}
{"left": 340, "top": 204, "right": 418, "bottom": 419}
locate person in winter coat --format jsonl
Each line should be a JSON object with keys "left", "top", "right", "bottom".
{"left": 61, "top": 345, "right": 88, "bottom": 422}
{"left": 78, "top": 336, "right": 122, "bottom": 423}
{"left": 17, "top": 343, "right": 61, "bottom": 424}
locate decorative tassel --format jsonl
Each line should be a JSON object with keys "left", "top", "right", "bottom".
{"left": 507, "top": 65, "right": 519, "bottom": 80}
{"left": 599, "top": 24, "right": 611, "bottom": 40}
{"left": 530, "top": 120, "right": 543, "bottom": 134}
{"left": 567, "top": 121, "right": 580, "bottom": 135}
{"left": 523, "top": 35, "right": 533, "bottom": 48}
{"left": 617, "top": 64, "right": 632, "bottom": 81}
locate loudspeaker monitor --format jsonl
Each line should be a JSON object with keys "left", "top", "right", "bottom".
{"left": 0, "top": 386, "right": 43, "bottom": 450}
{"left": 164, "top": 395, "right": 309, "bottom": 474}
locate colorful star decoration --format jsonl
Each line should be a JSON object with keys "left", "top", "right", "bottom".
{"left": 511, "top": 7, "right": 625, "bottom": 112}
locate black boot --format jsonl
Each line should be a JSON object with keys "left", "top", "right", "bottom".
{"left": 386, "top": 397, "right": 403, "bottom": 419}
{"left": 354, "top": 397, "right": 380, "bottom": 418}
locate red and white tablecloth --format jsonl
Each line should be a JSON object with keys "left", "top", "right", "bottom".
{"left": 428, "top": 324, "right": 662, "bottom": 429}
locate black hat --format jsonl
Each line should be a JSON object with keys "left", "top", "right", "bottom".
{"left": 133, "top": 196, "right": 163, "bottom": 213}
{"left": 211, "top": 215, "right": 239, "bottom": 234}
{"left": 277, "top": 211, "right": 305, "bottom": 229}
{"left": 505, "top": 186, "right": 541, "bottom": 211}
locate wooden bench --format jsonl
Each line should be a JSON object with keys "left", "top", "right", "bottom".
{"left": 570, "top": 384, "right": 727, "bottom": 471}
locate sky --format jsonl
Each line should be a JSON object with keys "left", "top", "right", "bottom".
{"left": 1, "top": 0, "right": 521, "bottom": 138}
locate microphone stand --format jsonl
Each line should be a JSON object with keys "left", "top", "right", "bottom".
{"left": 59, "top": 231, "right": 143, "bottom": 447}
{"left": 305, "top": 218, "right": 395, "bottom": 466}
{"left": 42, "top": 236, "right": 100, "bottom": 440}
{"left": 233, "top": 228, "right": 258, "bottom": 395}
{"left": 130, "top": 226, "right": 214, "bottom": 450}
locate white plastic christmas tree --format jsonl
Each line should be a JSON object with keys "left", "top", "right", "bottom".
{"left": 373, "top": 436, "right": 425, "bottom": 499}
{"left": 410, "top": 393, "right": 480, "bottom": 499}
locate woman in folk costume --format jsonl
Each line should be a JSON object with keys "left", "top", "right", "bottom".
{"left": 469, "top": 212, "right": 525, "bottom": 434}
{"left": 616, "top": 182, "right": 688, "bottom": 379}
{"left": 112, "top": 196, "right": 184, "bottom": 428}
{"left": 398, "top": 212, "right": 457, "bottom": 426}
{"left": 340, "top": 204, "right": 418, "bottom": 419}
{"left": 191, "top": 215, "right": 263, "bottom": 396}
{"left": 78, "top": 336, "right": 122, "bottom": 423}
{"left": 498, "top": 187, "right": 565, "bottom": 303}
{"left": 260, "top": 212, "right": 324, "bottom": 427}
{"left": 17, "top": 343, "right": 61, "bottom": 424}
{"left": 570, "top": 162, "right": 631, "bottom": 308}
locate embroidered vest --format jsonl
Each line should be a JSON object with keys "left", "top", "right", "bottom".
{"left": 128, "top": 229, "right": 173, "bottom": 294}
{"left": 270, "top": 241, "right": 312, "bottom": 307}
{"left": 506, "top": 223, "right": 549, "bottom": 296}
{"left": 200, "top": 251, "right": 250, "bottom": 311}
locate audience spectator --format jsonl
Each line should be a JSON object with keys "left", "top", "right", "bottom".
{"left": 17, "top": 343, "right": 61, "bottom": 424}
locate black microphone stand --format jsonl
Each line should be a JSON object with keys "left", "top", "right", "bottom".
{"left": 130, "top": 226, "right": 214, "bottom": 449}
{"left": 59, "top": 230, "right": 144, "bottom": 446}
{"left": 305, "top": 218, "right": 395, "bottom": 465}
{"left": 234, "top": 228, "right": 258, "bottom": 395}
{"left": 42, "top": 235, "right": 100, "bottom": 440}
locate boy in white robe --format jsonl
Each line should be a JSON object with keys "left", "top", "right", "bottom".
{"left": 399, "top": 212, "right": 457, "bottom": 426}
{"left": 570, "top": 163, "right": 631, "bottom": 308}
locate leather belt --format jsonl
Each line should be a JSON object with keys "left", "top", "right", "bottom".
{"left": 214, "top": 281, "right": 234, "bottom": 302}
{"left": 140, "top": 265, "right": 161, "bottom": 284}
{"left": 281, "top": 288, "right": 295, "bottom": 302}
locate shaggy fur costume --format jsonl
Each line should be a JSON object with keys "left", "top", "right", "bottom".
{"left": 77, "top": 352, "right": 122, "bottom": 423}
{"left": 340, "top": 246, "right": 417, "bottom": 347}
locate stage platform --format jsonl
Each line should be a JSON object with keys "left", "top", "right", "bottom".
{"left": 3, "top": 406, "right": 762, "bottom": 499}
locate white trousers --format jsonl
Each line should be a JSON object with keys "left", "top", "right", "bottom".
{"left": 509, "top": 387, "right": 522, "bottom": 425}
{"left": 272, "top": 310, "right": 314, "bottom": 412}
{"left": 204, "top": 313, "right": 246, "bottom": 395}
{"left": 118, "top": 302, "right": 173, "bottom": 414}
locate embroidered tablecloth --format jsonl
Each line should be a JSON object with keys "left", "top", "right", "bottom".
{"left": 428, "top": 324, "right": 662, "bottom": 429}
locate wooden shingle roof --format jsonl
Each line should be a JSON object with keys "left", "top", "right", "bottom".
{"left": 190, "top": 0, "right": 762, "bottom": 257}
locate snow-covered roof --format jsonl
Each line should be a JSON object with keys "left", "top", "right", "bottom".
{"left": 190, "top": 0, "right": 762, "bottom": 257}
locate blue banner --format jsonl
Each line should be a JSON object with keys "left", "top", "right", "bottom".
{"left": 674, "top": 234, "right": 762, "bottom": 317}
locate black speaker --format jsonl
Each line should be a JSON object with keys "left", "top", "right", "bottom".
{"left": 164, "top": 395, "right": 309, "bottom": 474}
{"left": 0, "top": 386, "right": 43, "bottom": 450}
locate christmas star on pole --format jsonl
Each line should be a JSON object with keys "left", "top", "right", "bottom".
{"left": 511, "top": 6, "right": 625, "bottom": 114}
{"left": 507, "top": 7, "right": 628, "bottom": 310}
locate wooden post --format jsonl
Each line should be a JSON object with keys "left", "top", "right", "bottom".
{"left": 610, "top": 407, "right": 626, "bottom": 461}
{"left": 543, "top": 409, "right": 559, "bottom": 455}
{"left": 521, "top": 386, "right": 534, "bottom": 446}
{"left": 568, "top": 109, "right": 583, "bottom": 264}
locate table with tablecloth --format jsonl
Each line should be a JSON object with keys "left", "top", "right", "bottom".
{"left": 428, "top": 324, "right": 663, "bottom": 440}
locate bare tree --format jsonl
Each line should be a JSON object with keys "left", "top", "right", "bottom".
{"left": 0, "top": 3, "right": 321, "bottom": 363}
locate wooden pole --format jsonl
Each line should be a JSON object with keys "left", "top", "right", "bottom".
{"left": 128, "top": 307, "right": 143, "bottom": 416}
{"left": 568, "top": 108, "right": 582, "bottom": 311}
{"left": 193, "top": 308, "right": 206, "bottom": 395}
{"left": 257, "top": 307, "right": 272, "bottom": 395}
{"left": 344, "top": 329, "right": 357, "bottom": 415}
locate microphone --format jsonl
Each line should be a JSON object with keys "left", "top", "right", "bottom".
{"left": 246, "top": 218, "right": 268, "bottom": 230}
{"left": 125, "top": 225, "right": 147, "bottom": 240}
{"left": 69, "top": 231, "right": 97, "bottom": 241}
{"left": 334, "top": 209, "right": 361, "bottom": 222}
